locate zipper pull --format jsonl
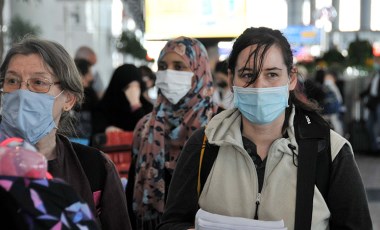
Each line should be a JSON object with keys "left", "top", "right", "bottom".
{"left": 254, "top": 193, "right": 261, "bottom": 220}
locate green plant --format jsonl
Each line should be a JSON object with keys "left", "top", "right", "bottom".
{"left": 322, "top": 48, "right": 346, "bottom": 65}
{"left": 347, "top": 35, "right": 372, "bottom": 68}
{"left": 8, "top": 15, "right": 41, "bottom": 44}
{"left": 116, "top": 30, "right": 153, "bottom": 62}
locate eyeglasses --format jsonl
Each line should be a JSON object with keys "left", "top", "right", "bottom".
{"left": 2, "top": 76, "right": 61, "bottom": 93}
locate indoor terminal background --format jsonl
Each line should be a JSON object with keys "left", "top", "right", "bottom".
{"left": 3, "top": 0, "right": 380, "bottom": 228}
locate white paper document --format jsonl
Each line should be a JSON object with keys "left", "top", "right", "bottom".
{"left": 195, "top": 209, "right": 287, "bottom": 230}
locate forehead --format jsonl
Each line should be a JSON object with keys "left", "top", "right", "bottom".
{"left": 236, "top": 45, "right": 285, "bottom": 69}
{"left": 159, "top": 52, "right": 187, "bottom": 63}
{"left": 7, "top": 53, "right": 52, "bottom": 74}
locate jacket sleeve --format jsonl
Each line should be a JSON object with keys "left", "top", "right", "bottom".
{"left": 157, "top": 128, "right": 206, "bottom": 230}
{"left": 328, "top": 144, "right": 373, "bottom": 229}
{"left": 99, "top": 155, "right": 132, "bottom": 230}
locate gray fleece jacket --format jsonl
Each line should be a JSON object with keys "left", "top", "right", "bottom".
{"left": 200, "top": 108, "right": 346, "bottom": 229}
{"left": 158, "top": 107, "right": 372, "bottom": 230}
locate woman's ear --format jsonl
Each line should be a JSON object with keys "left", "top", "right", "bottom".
{"left": 63, "top": 92, "right": 77, "bottom": 111}
{"left": 289, "top": 67, "right": 298, "bottom": 91}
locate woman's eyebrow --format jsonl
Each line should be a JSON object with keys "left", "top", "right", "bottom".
{"left": 5, "top": 70, "right": 19, "bottom": 76}
{"left": 30, "top": 72, "right": 51, "bottom": 76}
{"left": 263, "top": 67, "right": 282, "bottom": 71}
{"left": 237, "top": 67, "right": 253, "bottom": 74}
{"left": 172, "top": 60, "right": 185, "bottom": 65}
{"left": 6, "top": 70, "right": 51, "bottom": 76}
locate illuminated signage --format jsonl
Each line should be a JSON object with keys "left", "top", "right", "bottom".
{"left": 145, "top": 0, "right": 246, "bottom": 40}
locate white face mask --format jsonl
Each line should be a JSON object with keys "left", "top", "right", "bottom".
{"left": 155, "top": 69, "right": 194, "bottom": 104}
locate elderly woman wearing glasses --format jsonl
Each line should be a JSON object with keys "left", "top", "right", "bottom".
{"left": 0, "top": 37, "right": 132, "bottom": 230}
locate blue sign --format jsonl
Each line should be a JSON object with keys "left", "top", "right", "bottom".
{"left": 282, "top": 25, "right": 321, "bottom": 45}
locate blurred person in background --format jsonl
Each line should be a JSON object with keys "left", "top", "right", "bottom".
{"left": 312, "top": 69, "right": 343, "bottom": 134}
{"left": 93, "top": 63, "right": 153, "bottom": 134}
{"left": 140, "top": 65, "right": 158, "bottom": 105}
{"left": 212, "top": 60, "right": 234, "bottom": 110}
{"left": 72, "top": 58, "right": 99, "bottom": 145}
{"left": 360, "top": 55, "right": 380, "bottom": 154}
{"left": 0, "top": 37, "right": 131, "bottom": 229}
{"left": 296, "top": 63, "right": 321, "bottom": 102}
{"left": 127, "top": 36, "right": 218, "bottom": 229}
{"left": 305, "top": 68, "right": 327, "bottom": 108}
{"left": 321, "top": 69, "right": 345, "bottom": 135}
{"left": 75, "top": 46, "right": 104, "bottom": 99}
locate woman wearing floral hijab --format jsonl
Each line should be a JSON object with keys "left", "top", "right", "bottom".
{"left": 126, "top": 37, "right": 218, "bottom": 229}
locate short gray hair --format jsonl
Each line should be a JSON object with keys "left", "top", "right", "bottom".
{"left": 0, "top": 36, "right": 84, "bottom": 136}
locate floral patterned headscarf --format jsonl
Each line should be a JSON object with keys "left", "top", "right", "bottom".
{"left": 132, "top": 37, "right": 218, "bottom": 221}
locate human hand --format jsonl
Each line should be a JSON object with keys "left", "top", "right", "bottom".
{"left": 125, "top": 81, "right": 141, "bottom": 106}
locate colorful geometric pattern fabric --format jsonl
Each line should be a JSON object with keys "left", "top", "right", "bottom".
{"left": 0, "top": 175, "right": 99, "bottom": 229}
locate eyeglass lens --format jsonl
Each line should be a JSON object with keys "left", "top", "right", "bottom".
{"left": 3, "top": 76, "right": 56, "bottom": 93}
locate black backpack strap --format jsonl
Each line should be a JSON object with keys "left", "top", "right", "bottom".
{"left": 72, "top": 142, "right": 107, "bottom": 192}
{"left": 197, "top": 128, "right": 219, "bottom": 197}
{"left": 294, "top": 109, "right": 331, "bottom": 230}
{"left": 315, "top": 138, "right": 332, "bottom": 202}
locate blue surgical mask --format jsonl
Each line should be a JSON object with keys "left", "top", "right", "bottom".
{"left": 0, "top": 90, "right": 63, "bottom": 144}
{"left": 233, "top": 85, "right": 289, "bottom": 125}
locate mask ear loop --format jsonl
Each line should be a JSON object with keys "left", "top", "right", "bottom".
{"left": 54, "top": 90, "right": 65, "bottom": 99}
{"left": 53, "top": 90, "right": 66, "bottom": 130}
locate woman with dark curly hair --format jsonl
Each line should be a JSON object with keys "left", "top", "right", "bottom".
{"left": 158, "top": 27, "right": 372, "bottom": 230}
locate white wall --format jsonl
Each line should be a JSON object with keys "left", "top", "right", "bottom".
{"left": 6, "top": 0, "right": 118, "bottom": 90}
